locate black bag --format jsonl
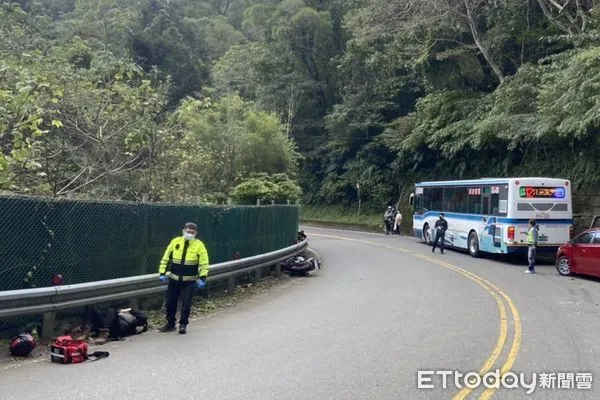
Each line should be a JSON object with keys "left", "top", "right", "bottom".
{"left": 107, "top": 308, "right": 148, "bottom": 338}
{"left": 10, "top": 333, "right": 37, "bottom": 357}
{"left": 83, "top": 306, "right": 106, "bottom": 336}
{"left": 127, "top": 309, "right": 148, "bottom": 334}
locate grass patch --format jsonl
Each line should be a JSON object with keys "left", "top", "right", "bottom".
{"left": 300, "top": 204, "right": 383, "bottom": 232}
{"left": 144, "top": 274, "right": 295, "bottom": 327}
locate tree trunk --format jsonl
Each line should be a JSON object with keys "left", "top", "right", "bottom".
{"left": 463, "top": 0, "right": 505, "bottom": 85}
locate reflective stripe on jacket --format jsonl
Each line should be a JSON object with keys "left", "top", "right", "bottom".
{"left": 159, "top": 236, "right": 209, "bottom": 281}
{"left": 527, "top": 227, "right": 538, "bottom": 245}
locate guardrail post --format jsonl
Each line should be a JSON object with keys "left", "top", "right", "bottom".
{"left": 129, "top": 297, "right": 140, "bottom": 309}
{"left": 274, "top": 262, "right": 281, "bottom": 277}
{"left": 254, "top": 266, "right": 261, "bottom": 281}
{"left": 228, "top": 276, "right": 235, "bottom": 293}
{"left": 42, "top": 311, "right": 56, "bottom": 342}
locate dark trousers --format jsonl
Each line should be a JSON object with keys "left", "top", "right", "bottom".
{"left": 165, "top": 279, "right": 195, "bottom": 326}
{"left": 432, "top": 230, "right": 445, "bottom": 253}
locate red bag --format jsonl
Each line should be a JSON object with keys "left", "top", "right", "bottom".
{"left": 50, "top": 335, "right": 109, "bottom": 364}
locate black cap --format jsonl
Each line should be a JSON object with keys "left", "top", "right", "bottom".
{"left": 184, "top": 222, "right": 197, "bottom": 230}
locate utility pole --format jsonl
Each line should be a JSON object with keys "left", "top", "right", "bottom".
{"left": 356, "top": 182, "right": 361, "bottom": 217}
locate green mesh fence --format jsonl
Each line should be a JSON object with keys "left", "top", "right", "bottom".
{"left": 0, "top": 194, "right": 300, "bottom": 292}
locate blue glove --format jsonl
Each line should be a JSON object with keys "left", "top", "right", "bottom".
{"left": 196, "top": 279, "right": 206, "bottom": 289}
{"left": 159, "top": 275, "right": 168, "bottom": 283}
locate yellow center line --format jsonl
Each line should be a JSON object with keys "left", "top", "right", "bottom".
{"left": 414, "top": 254, "right": 508, "bottom": 400}
{"left": 309, "top": 232, "right": 521, "bottom": 400}
{"left": 429, "top": 257, "right": 523, "bottom": 399}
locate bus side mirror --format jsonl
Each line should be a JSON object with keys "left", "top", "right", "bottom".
{"left": 409, "top": 193, "right": 414, "bottom": 206}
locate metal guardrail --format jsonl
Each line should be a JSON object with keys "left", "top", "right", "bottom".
{"left": 0, "top": 238, "right": 309, "bottom": 340}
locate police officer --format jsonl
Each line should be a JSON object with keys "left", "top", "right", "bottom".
{"left": 525, "top": 219, "right": 538, "bottom": 274}
{"left": 158, "top": 222, "right": 209, "bottom": 334}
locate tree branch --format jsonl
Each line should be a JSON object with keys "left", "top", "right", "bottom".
{"left": 56, "top": 153, "right": 143, "bottom": 195}
{"left": 463, "top": 0, "right": 505, "bottom": 84}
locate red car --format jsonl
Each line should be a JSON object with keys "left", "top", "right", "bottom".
{"left": 556, "top": 228, "right": 600, "bottom": 277}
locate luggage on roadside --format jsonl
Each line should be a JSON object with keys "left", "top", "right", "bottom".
{"left": 106, "top": 308, "right": 148, "bottom": 339}
{"left": 50, "top": 335, "right": 109, "bottom": 364}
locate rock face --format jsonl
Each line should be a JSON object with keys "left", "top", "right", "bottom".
{"left": 572, "top": 187, "right": 600, "bottom": 232}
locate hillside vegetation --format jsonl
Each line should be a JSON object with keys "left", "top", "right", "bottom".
{"left": 1, "top": 0, "right": 599, "bottom": 209}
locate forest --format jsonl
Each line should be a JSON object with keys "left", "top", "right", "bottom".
{"left": 1, "top": 0, "right": 600, "bottom": 212}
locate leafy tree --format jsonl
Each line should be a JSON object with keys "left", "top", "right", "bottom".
{"left": 229, "top": 172, "right": 302, "bottom": 204}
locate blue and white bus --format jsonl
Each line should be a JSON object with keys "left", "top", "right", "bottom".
{"left": 409, "top": 177, "right": 573, "bottom": 257}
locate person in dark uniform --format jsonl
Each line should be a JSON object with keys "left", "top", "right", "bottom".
{"left": 158, "top": 222, "right": 209, "bottom": 334}
{"left": 432, "top": 213, "right": 448, "bottom": 254}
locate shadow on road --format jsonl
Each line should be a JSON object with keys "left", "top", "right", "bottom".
{"left": 438, "top": 245, "right": 600, "bottom": 284}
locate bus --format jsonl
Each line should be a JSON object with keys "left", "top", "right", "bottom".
{"left": 409, "top": 177, "right": 573, "bottom": 257}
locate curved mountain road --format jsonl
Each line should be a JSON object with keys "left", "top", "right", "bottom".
{"left": 1, "top": 226, "right": 598, "bottom": 399}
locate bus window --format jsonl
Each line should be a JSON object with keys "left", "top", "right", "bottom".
{"left": 444, "top": 187, "right": 455, "bottom": 211}
{"left": 494, "top": 185, "right": 508, "bottom": 216}
{"left": 454, "top": 187, "right": 468, "bottom": 213}
{"left": 482, "top": 194, "right": 490, "bottom": 215}
{"left": 422, "top": 188, "right": 429, "bottom": 210}
{"left": 413, "top": 194, "right": 424, "bottom": 215}
{"left": 431, "top": 187, "right": 443, "bottom": 211}
{"left": 468, "top": 191, "right": 481, "bottom": 213}
{"left": 491, "top": 194, "right": 499, "bottom": 215}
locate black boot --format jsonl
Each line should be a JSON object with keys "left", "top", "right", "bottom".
{"left": 159, "top": 322, "right": 175, "bottom": 332}
{"left": 179, "top": 324, "right": 187, "bottom": 334}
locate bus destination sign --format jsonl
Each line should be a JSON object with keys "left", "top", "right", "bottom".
{"left": 519, "top": 186, "right": 565, "bottom": 199}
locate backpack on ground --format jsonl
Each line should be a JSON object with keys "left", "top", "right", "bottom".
{"left": 9, "top": 333, "right": 37, "bottom": 357}
{"left": 106, "top": 308, "right": 148, "bottom": 339}
{"left": 128, "top": 309, "right": 148, "bottom": 334}
{"left": 50, "top": 335, "right": 109, "bottom": 364}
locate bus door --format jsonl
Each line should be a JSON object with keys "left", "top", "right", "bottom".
{"left": 481, "top": 190, "right": 501, "bottom": 249}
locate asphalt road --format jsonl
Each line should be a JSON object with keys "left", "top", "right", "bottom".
{"left": 1, "top": 226, "right": 599, "bottom": 400}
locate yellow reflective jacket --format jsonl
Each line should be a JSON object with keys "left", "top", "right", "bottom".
{"left": 159, "top": 236, "right": 209, "bottom": 282}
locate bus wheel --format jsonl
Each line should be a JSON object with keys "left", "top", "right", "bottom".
{"left": 468, "top": 232, "right": 480, "bottom": 258}
{"left": 423, "top": 224, "right": 432, "bottom": 245}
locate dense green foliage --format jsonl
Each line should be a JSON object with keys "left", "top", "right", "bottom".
{"left": 2, "top": 0, "right": 600, "bottom": 209}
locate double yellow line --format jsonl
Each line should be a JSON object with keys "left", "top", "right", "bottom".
{"left": 309, "top": 232, "right": 521, "bottom": 399}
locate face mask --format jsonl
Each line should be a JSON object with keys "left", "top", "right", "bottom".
{"left": 183, "top": 232, "right": 196, "bottom": 240}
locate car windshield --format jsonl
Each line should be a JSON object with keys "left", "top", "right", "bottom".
{"left": 573, "top": 232, "right": 594, "bottom": 244}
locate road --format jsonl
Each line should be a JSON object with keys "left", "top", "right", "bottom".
{"left": 1, "top": 226, "right": 599, "bottom": 399}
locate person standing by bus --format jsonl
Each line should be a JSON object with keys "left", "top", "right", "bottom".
{"left": 384, "top": 206, "right": 395, "bottom": 234}
{"left": 525, "top": 219, "right": 538, "bottom": 274}
{"left": 394, "top": 210, "right": 403, "bottom": 235}
{"left": 432, "top": 213, "right": 448, "bottom": 253}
